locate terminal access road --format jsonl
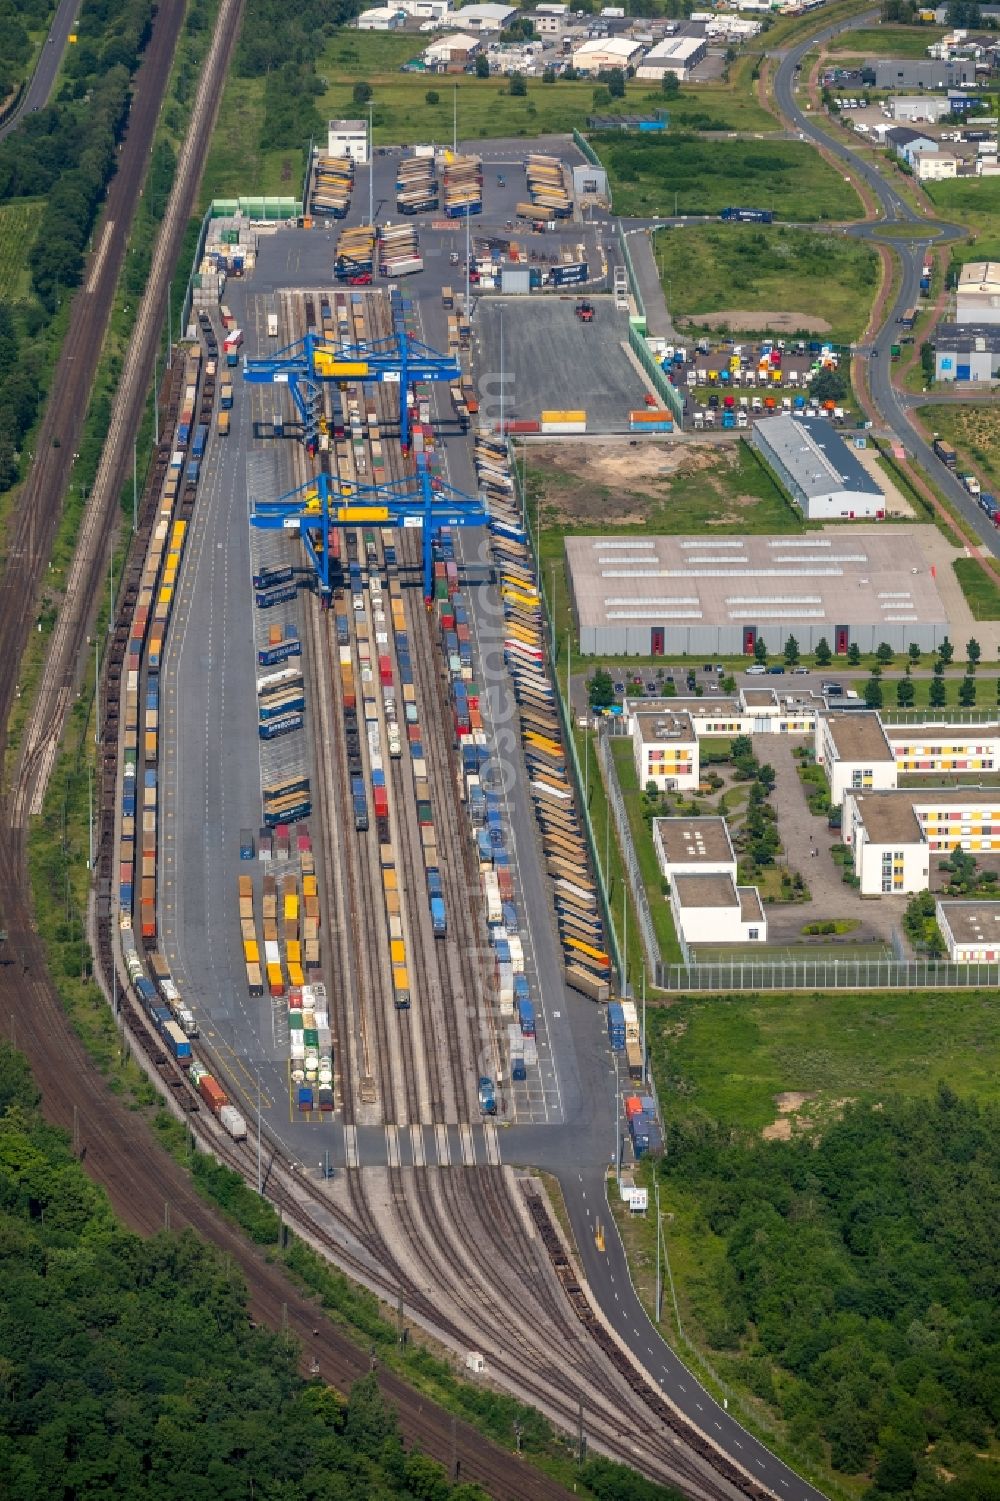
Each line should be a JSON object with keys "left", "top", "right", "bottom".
{"left": 0, "top": 0, "right": 78, "bottom": 142}
{"left": 771, "top": 9, "right": 1000, "bottom": 566}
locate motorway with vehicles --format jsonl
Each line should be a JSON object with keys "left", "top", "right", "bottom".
{"left": 3, "top": 0, "right": 996, "bottom": 1495}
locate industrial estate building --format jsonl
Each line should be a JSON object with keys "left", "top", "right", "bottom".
{"left": 934, "top": 324, "right": 1000, "bottom": 382}
{"left": 634, "top": 34, "right": 707, "bottom": 79}
{"left": 570, "top": 35, "right": 645, "bottom": 71}
{"left": 327, "top": 120, "right": 369, "bottom": 164}
{"left": 566, "top": 530, "right": 949, "bottom": 657}
{"left": 751, "top": 414, "right": 887, "bottom": 521}
{"left": 873, "top": 57, "right": 978, "bottom": 89}
{"left": 956, "top": 262, "right": 1000, "bottom": 325}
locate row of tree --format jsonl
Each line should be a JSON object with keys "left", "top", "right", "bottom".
{"left": 0, "top": 0, "right": 53, "bottom": 102}
{"left": 660, "top": 1087, "right": 1000, "bottom": 1493}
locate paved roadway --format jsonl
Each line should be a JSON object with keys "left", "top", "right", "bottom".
{"left": 0, "top": 0, "right": 78, "bottom": 141}
{"left": 770, "top": 15, "right": 1000, "bottom": 563}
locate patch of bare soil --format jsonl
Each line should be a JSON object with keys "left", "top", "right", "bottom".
{"left": 688, "top": 309, "right": 832, "bottom": 334}
{"left": 762, "top": 1090, "right": 817, "bottom": 1140}
{"left": 532, "top": 440, "right": 736, "bottom": 526}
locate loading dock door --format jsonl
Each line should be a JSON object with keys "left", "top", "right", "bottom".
{"left": 651, "top": 627, "right": 665, "bottom": 656}
{"left": 743, "top": 627, "right": 756, "bottom": 655}
{"left": 836, "top": 626, "right": 849, "bottom": 655}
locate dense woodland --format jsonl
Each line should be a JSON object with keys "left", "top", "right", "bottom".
{"left": 236, "top": 0, "right": 366, "bottom": 151}
{"left": 662, "top": 1088, "right": 1000, "bottom": 1498}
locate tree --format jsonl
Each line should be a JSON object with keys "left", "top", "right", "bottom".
{"left": 895, "top": 676, "right": 915, "bottom": 709}
{"left": 908, "top": 642, "right": 921, "bottom": 665}
{"left": 810, "top": 366, "right": 847, "bottom": 403}
{"left": 722, "top": 674, "right": 736, "bottom": 694}
{"left": 606, "top": 67, "right": 626, "bottom": 98}
{"left": 967, "top": 637, "right": 981, "bottom": 668}
{"left": 661, "top": 71, "right": 680, "bottom": 97}
{"left": 352, "top": 80, "right": 372, "bottom": 105}
{"left": 509, "top": 72, "right": 527, "bottom": 96}
{"left": 815, "top": 637, "right": 832, "bottom": 666}
{"left": 783, "top": 635, "right": 800, "bottom": 666}
{"left": 929, "top": 675, "right": 947, "bottom": 708}
{"left": 731, "top": 735, "right": 753, "bottom": 763}
{"left": 425, "top": 89, "right": 439, "bottom": 105}
{"left": 875, "top": 642, "right": 894, "bottom": 666}
{"left": 757, "top": 762, "right": 776, "bottom": 793}
{"left": 959, "top": 674, "right": 977, "bottom": 707}
{"left": 938, "top": 636, "right": 954, "bottom": 665}
{"left": 476, "top": 52, "right": 490, "bottom": 77}
{"left": 587, "top": 667, "right": 613, "bottom": 709}
{"left": 847, "top": 642, "right": 861, "bottom": 666}
{"left": 754, "top": 636, "right": 768, "bottom": 665}
{"left": 865, "top": 676, "right": 883, "bottom": 709}
{"left": 542, "top": 67, "right": 556, "bottom": 83}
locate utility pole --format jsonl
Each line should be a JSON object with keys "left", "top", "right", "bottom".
{"left": 87, "top": 765, "right": 93, "bottom": 872}
{"left": 577, "top": 1401, "right": 586, "bottom": 1464}
{"left": 132, "top": 438, "right": 138, "bottom": 532}
{"left": 108, "top": 542, "right": 115, "bottom": 633}
{"left": 94, "top": 638, "right": 100, "bottom": 744}
{"left": 368, "top": 103, "right": 374, "bottom": 228}
{"left": 153, "top": 355, "right": 159, "bottom": 445}
{"left": 166, "top": 284, "right": 172, "bottom": 368}
{"left": 614, "top": 1053, "right": 620, "bottom": 1187}
{"left": 641, "top": 964, "right": 646, "bottom": 1081}
{"left": 549, "top": 562, "right": 556, "bottom": 660}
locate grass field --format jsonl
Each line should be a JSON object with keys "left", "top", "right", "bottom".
{"left": 651, "top": 223, "right": 878, "bottom": 343}
{"left": 917, "top": 401, "right": 1000, "bottom": 493}
{"left": 201, "top": 75, "right": 308, "bottom": 203}
{"left": 649, "top": 987, "right": 1000, "bottom": 1137}
{"left": 925, "top": 177, "right": 1000, "bottom": 252}
{"left": 853, "top": 673, "right": 1000, "bottom": 705}
{"left": 596, "top": 134, "right": 863, "bottom": 221}
{"left": 0, "top": 200, "right": 44, "bottom": 302}
{"left": 826, "top": 24, "right": 947, "bottom": 55}
{"left": 952, "top": 560, "right": 1000, "bottom": 621}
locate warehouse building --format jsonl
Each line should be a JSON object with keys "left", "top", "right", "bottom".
{"left": 913, "top": 148, "right": 958, "bottom": 179}
{"left": 454, "top": 1, "right": 516, "bottom": 27}
{"left": 571, "top": 35, "right": 646, "bottom": 72}
{"left": 327, "top": 120, "right": 369, "bottom": 163}
{"left": 873, "top": 57, "right": 978, "bottom": 88}
{"left": 885, "top": 126, "right": 938, "bottom": 166}
{"left": 565, "top": 530, "right": 950, "bottom": 657}
{"left": 956, "top": 262, "right": 1000, "bottom": 325}
{"left": 634, "top": 34, "right": 706, "bottom": 80}
{"left": 751, "top": 414, "right": 886, "bottom": 521}
{"left": 936, "top": 899, "right": 1000, "bottom": 962}
{"left": 935, "top": 323, "right": 1000, "bottom": 381}
{"left": 891, "top": 94, "right": 950, "bottom": 122}
{"left": 424, "top": 29, "right": 481, "bottom": 65}
{"left": 357, "top": 5, "right": 406, "bottom": 27}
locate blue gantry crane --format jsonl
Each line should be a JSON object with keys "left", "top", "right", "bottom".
{"left": 250, "top": 461, "right": 487, "bottom": 600}
{"left": 242, "top": 310, "right": 461, "bottom": 454}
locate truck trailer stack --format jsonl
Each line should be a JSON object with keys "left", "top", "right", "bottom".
{"left": 334, "top": 225, "right": 376, "bottom": 283}
{"left": 311, "top": 153, "right": 355, "bottom": 218}
{"left": 378, "top": 223, "right": 424, "bottom": 278}
{"left": 526, "top": 153, "right": 571, "bottom": 219}
{"left": 442, "top": 154, "right": 483, "bottom": 218}
{"left": 396, "top": 153, "right": 439, "bottom": 215}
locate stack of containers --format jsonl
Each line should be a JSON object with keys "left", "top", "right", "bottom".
{"left": 396, "top": 152, "right": 438, "bottom": 215}
{"left": 526, "top": 153, "right": 571, "bottom": 218}
{"left": 623, "top": 1000, "right": 643, "bottom": 1081}
{"left": 334, "top": 225, "right": 376, "bottom": 282}
{"left": 189, "top": 1063, "right": 249, "bottom": 1139}
{"left": 629, "top": 1097, "right": 663, "bottom": 1159}
{"left": 629, "top": 407, "right": 674, "bottom": 434}
{"left": 262, "top": 873, "right": 285, "bottom": 997}
{"left": 238, "top": 874, "right": 262, "bottom": 995}
{"left": 378, "top": 224, "right": 424, "bottom": 278}
{"left": 311, "top": 154, "right": 354, "bottom": 219}
{"left": 442, "top": 154, "right": 483, "bottom": 218}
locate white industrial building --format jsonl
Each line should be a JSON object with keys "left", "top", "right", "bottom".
{"left": 934, "top": 323, "right": 1000, "bottom": 382}
{"left": 357, "top": 5, "right": 405, "bottom": 26}
{"left": 635, "top": 34, "right": 706, "bottom": 79}
{"left": 423, "top": 29, "right": 481, "bottom": 64}
{"left": 571, "top": 35, "right": 646, "bottom": 72}
{"left": 936, "top": 900, "right": 1000, "bottom": 962}
{"left": 751, "top": 414, "right": 887, "bottom": 521}
{"left": 327, "top": 119, "right": 369, "bottom": 164}
{"left": 891, "top": 95, "right": 950, "bottom": 123}
{"left": 913, "top": 149, "right": 958, "bottom": 180}
{"left": 956, "top": 262, "right": 1000, "bottom": 325}
{"left": 453, "top": 1, "right": 516, "bottom": 28}
{"left": 670, "top": 874, "right": 767, "bottom": 947}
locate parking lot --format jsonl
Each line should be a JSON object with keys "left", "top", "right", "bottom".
{"left": 475, "top": 295, "right": 647, "bottom": 433}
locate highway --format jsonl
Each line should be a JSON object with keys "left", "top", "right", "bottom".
{"left": 0, "top": 0, "right": 78, "bottom": 141}
{"left": 770, "top": 12, "right": 1000, "bottom": 560}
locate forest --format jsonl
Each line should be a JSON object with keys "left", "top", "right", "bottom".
{"left": 661, "top": 1087, "right": 1000, "bottom": 1497}
{"left": 0, "top": 1043, "right": 493, "bottom": 1500}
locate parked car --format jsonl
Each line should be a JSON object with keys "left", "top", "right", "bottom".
{"left": 746, "top": 664, "right": 767, "bottom": 675}
{"left": 792, "top": 666, "right": 810, "bottom": 674}
{"left": 767, "top": 665, "right": 786, "bottom": 675}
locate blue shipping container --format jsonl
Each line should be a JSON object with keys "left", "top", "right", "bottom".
{"left": 517, "top": 998, "right": 536, "bottom": 1037}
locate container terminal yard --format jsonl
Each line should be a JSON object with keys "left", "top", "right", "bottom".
{"left": 75, "top": 144, "right": 827, "bottom": 1501}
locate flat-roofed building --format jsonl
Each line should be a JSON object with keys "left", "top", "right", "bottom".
{"left": 936, "top": 899, "right": 1000, "bottom": 961}
{"left": 814, "top": 711, "right": 897, "bottom": 804}
{"left": 631, "top": 710, "right": 699, "bottom": 790}
{"left": 913, "top": 149, "right": 959, "bottom": 179}
{"left": 670, "top": 873, "right": 767, "bottom": 946}
{"left": 565, "top": 530, "right": 950, "bottom": 658}
{"left": 844, "top": 786, "right": 1000, "bottom": 894}
{"left": 327, "top": 119, "right": 369, "bottom": 163}
{"left": 752, "top": 414, "right": 886, "bottom": 521}
{"left": 653, "top": 816, "right": 736, "bottom": 880}
{"left": 934, "top": 322, "right": 1000, "bottom": 382}
{"left": 957, "top": 261, "right": 1000, "bottom": 325}
{"left": 886, "top": 720, "right": 1000, "bottom": 776}
{"left": 634, "top": 34, "right": 706, "bottom": 79}
{"left": 571, "top": 35, "right": 645, "bottom": 72}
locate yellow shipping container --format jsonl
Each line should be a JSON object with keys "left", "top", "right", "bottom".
{"left": 541, "top": 410, "right": 585, "bottom": 423}
{"left": 288, "top": 963, "right": 305, "bottom": 988}
{"left": 243, "top": 939, "right": 259, "bottom": 963}
{"left": 302, "top": 875, "right": 317, "bottom": 898}
{"left": 284, "top": 893, "right": 299, "bottom": 922}
{"left": 287, "top": 940, "right": 301, "bottom": 964}
{"left": 390, "top": 939, "right": 406, "bottom": 966}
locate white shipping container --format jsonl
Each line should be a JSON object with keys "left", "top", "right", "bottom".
{"left": 264, "top": 940, "right": 280, "bottom": 966}
{"left": 290, "top": 1034, "right": 306, "bottom": 1059}
{"left": 507, "top": 935, "right": 525, "bottom": 974}
{"left": 219, "top": 1105, "right": 247, "bottom": 1140}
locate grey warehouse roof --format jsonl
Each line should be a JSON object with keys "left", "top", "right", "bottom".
{"left": 565, "top": 528, "right": 949, "bottom": 632}
{"left": 754, "top": 415, "right": 884, "bottom": 502}
{"left": 934, "top": 322, "right": 1000, "bottom": 353}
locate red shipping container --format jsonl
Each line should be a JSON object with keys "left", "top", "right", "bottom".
{"left": 378, "top": 655, "right": 393, "bottom": 687}
{"left": 373, "top": 787, "right": 389, "bottom": 819}
{"left": 625, "top": 1096, "right": 644, "bottom": 1119}
{"left": 199, "top": 1075, "right": 229, "bottom": 1113}
{"left": 497, "top": 870, "right": 514, "bottom": 901}
{"left": 407, "top": 724, "right": 422, "bottom": 743}
{"left": 288, "top": 986, "right": 303, "bottom": 1009}
{"left": 343, "top": 690, "right": 356, "bottom": 711}
{"left": 119, "top": 861, "right": 132, "bottom": 884}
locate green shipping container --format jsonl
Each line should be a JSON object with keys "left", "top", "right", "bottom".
{"left": 304, "top": 1028, "right": 319, "bottom": 1048}
{"left": 289, "top": 1013, "right": 304, "bottom": 1031}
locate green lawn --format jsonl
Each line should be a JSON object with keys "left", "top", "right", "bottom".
{"left": 925, "top": 176, "right": 1000, "bottom": 243}
{"left": 652, "top": 223, "right": 878, "bottom": 343}
{"left": 826, "top": 24, "right": 947, "bottom": 55}
{"left": 610, "top": 738, "right": 683, "bottom": 965}
{"left": 952, "top": 560, "right": 1000, "bottom": 622}
{"left": 597, "top": 134, "right": 864, "bottom": 221}
{"left": 855, "top": 673, "right": 1000, "bottom": 707}
{"left": 649, "top": 988, "right": 1000, "bottom": 1137}
{"left": 0, "top": 200, "right": 43, "bottom": 301}
{"left": 201, "top": 74, "right": 308, "bottom": 204}
{"left": 917, "top": 402, "right": 1000, "bottom": 494}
